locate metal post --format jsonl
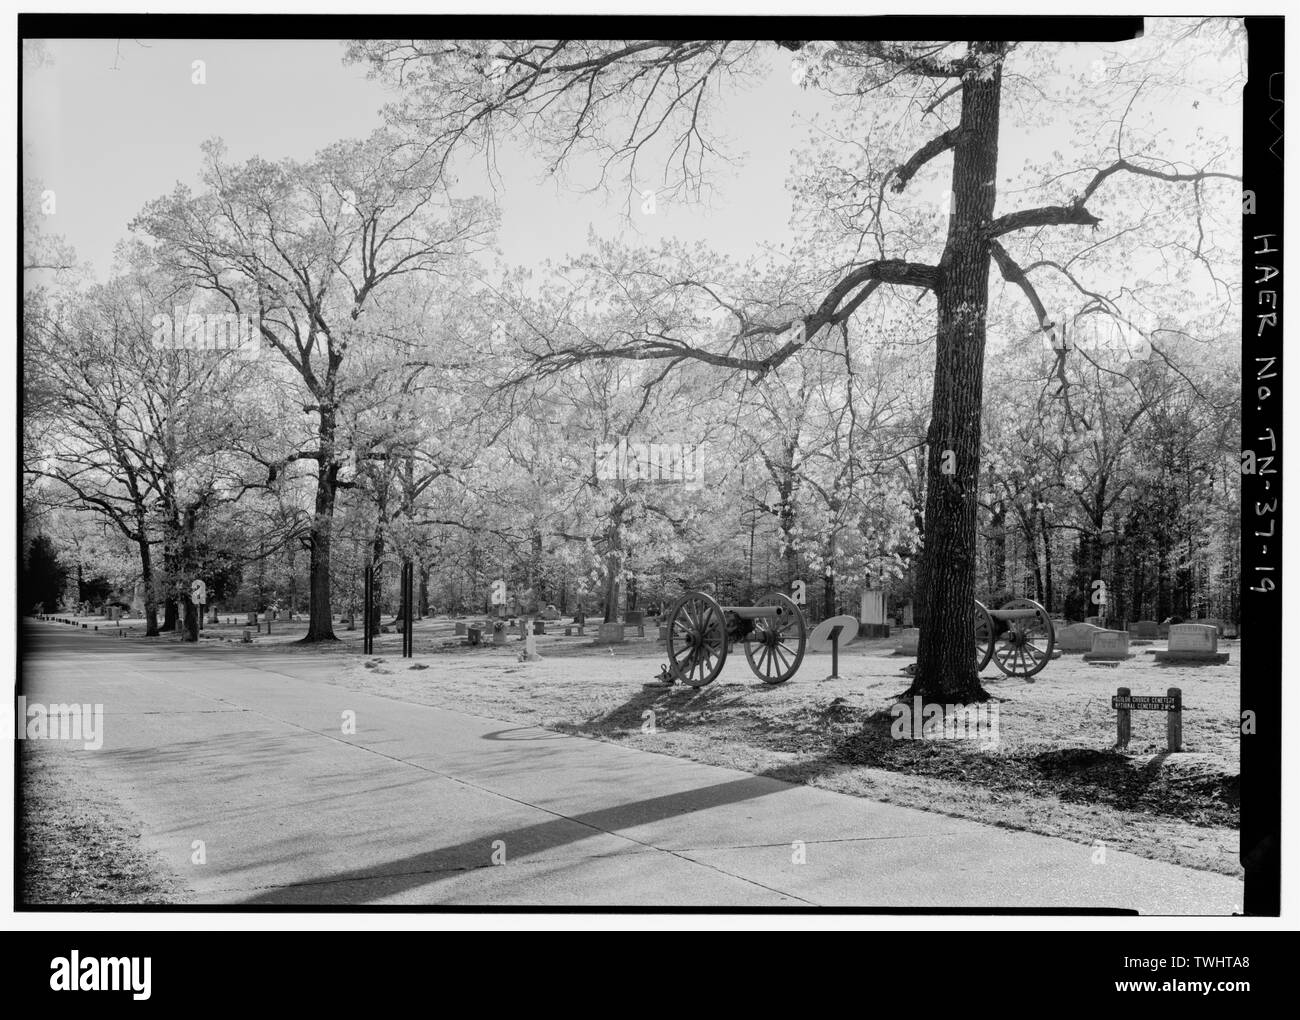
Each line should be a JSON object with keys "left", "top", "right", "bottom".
{"left": 363, "top": 560, "right": 374, "bottom": 656}
{"left": 401, "top": 561, "right": 413, "bottom": 658}
{"left": 1116, "top": 686, "right": 1131, "bottom": 749}
{"left": 828, "top": 624, "right": 843, "bottom": 679}
{"left": 1167, "top": 686, "right": 1182, "bottom": 752}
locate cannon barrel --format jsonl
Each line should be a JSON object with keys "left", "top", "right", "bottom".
{"left": 720, "top": 605, "right": 787, "bottom": 619}
{"left": 988, "top": 608, "right": 1047, "bottom": 621}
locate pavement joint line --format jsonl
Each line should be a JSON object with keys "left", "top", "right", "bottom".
{"left": 664, "top": 832, "right": 969, "bottom": 852}
{"left": 192, "top": 833, "right": 964, "bottom": 896}
{"left": 75, "top": 651, "right": 822, "bottom": 906}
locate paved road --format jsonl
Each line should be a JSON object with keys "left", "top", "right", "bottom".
{"left": 20, "top": 622, "right": 1243, "bottom": 911}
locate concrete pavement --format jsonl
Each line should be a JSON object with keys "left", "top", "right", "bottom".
{"left": 19, "top": 622, "right": 1243, "bottom": 910}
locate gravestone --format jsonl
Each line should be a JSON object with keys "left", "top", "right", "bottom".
{"left": 658, "top": 624, "right": 669, "bottom": 643}
{"left": 1196, "top": 617, "right": 1225, "bottom": 636}
{"left": 860, "top": 589, "right": 886, "bottom": 625}
{"left": 454, "top": 622, "right": 467, "bottom": 635}
{"left": 892, "top": 628, "right": 919, "bottom": 656}
{"left": 1057, "top": 622, "right": 1107, "bottom": 653}
{"left": 625, "top": 610, "right": 644, "bottom": 627}
{"left": 595, "top": 622, "right": 626, "bottom": 645}
{"left": 493, "top": 626, "right": 508, "bottom": 646}
{"left": 860, "top": 590, "right": 889, "bottom": 638}
{"left": 467, "top": 626, "right": 481, "bottom": 646}
{"left": 1128, "top": 620, "right": 1159, "bottom": 639}
{"left": 241, "top": 629, "right": 252, "bottom": 643}
{"left": 533, "top": 620, "right": 546, "bottom": 636}
{"left": 522, "top": 628, "right": 542, "bottom": 662}
{"left": 902, "top": 601, "right": 914, "bottom": 627}
{"left": 542, "top": 605, "right": 561, "bottom": 621}
{"left": 1084, "top": 630, "right": 1134, "bottom": 661}
{"left": 1154, "top": 624, "right": 1230, "bottom": 664}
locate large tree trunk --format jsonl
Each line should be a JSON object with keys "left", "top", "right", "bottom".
{"left": 369, "top": 523, "right": 385, "bottom": 635}
{"left": 601, "top": 505, "right": 625, "bottom": 623}
{"left": 183, "top": 597, "right": 199, "bottom": 642}
{"left": 1041, "top": 510, "right": 1054, "bottom": 613}
{"left": 136, "top": 534, "right": 160, "bottom": 637}
{"left": 989, "top": 500, "right": 1007, "bottom": 594}
{"left": 602, "top": 554, "right": 619, "bottom": 623}
{"left": 911, "top": 45, "right": 1003, "bottom": 704}
{"left": 303, "top": 428, "right": 339, "bottom": 642}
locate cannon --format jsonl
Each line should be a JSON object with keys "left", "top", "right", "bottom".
{"left": 974, "top": 597, "right": 1055, "bottom": 678}
{"left": 665, "top": 590, "right": 807, "bottom": 686}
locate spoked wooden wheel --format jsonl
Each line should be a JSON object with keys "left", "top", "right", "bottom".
{"left": 990, "top": 598, "right": 1055, "bottom": 678}
{"left": 973, "top": 599, "right": 994, "bottom": 673}
{"left": 743, "top": 592, "right": 807, "bottom": 684}
{"left": 666, "top": 591, "right": 728, "bottom": 686}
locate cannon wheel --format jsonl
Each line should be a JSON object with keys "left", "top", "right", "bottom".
{"left": 666, "top": 591, "right": 728, "bottom": 686}
{"left": 991, "top": 598, "right": 1054, "bottom": 679}
{"left": 743, "top": 592, "right": 807, "bottom": 684}
{"left": 974, "top": 599, "right": 994, "bottom": 673}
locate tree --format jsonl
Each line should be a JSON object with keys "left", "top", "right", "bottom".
{"left": 24, "top": 269, "right": 259, "bottom": 637}
{"left": 22, "top": 533, "right": 69, "bottom": 613}
{"left": 134, "top": 132, "right": 495, "bottom": 641}
{"left": 351, "top": 27, "right": 1241, "bottom": 699}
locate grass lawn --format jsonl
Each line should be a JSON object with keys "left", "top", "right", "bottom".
{"left": 20, "top": 741, "right": 188, "bottom": 905}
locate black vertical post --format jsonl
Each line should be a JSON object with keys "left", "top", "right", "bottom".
{"left": 363, "top": 560, "right": 374, "bottom": 655}
{"left": 827, "top": 624, "right": 842, "bottom": 680}
{"left": 401, "top": 561, "right": 413, "bottom": 658}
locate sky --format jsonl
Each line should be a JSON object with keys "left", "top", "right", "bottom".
{"left": 22, "top": 38, "right": 829, "bottom": 281}
{"left": 22, "top": 26, "right": 1243, "bottom": 316}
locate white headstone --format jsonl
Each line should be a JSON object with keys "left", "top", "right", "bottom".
{"left": 1169, "top": 623, "right": 1218, "bottom": 654}
{"left": 1057, "top": 622, "right": 1107, "bottom": 652}
{"left": 860, "top": 588, "right": 886, "bottom": 626}
{"left": 1085, "top": 630, "right": 1132, "bottom": 660}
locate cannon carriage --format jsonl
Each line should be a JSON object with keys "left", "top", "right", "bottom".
{"left": 973, "top": 597, "right": 1055, "bottom": 678}
{"left": 663, "top": 589, "right": 1055, "bottom": 686}
{"left": 665, "top": 591, "right": 807, "bottom": 686}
